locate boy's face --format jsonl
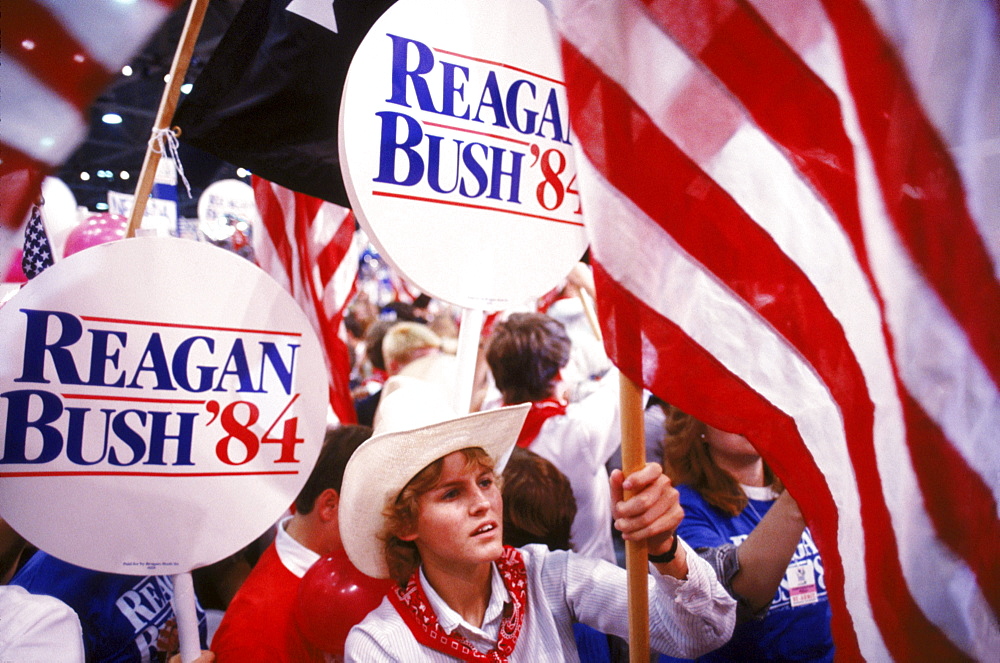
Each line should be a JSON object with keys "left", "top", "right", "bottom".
{"left": 402, "top": 451, "right": 504, "bottom": 572}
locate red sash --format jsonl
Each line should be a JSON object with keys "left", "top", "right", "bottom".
{"left": 388, "top": 546, "right": 528, "bottom": 662}
{"left": 515, "top": 398, "right": 567, "bottom": 448}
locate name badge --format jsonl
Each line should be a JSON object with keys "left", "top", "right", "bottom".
{"left": 786, "top": 560, "right": 819, "bottom": 607}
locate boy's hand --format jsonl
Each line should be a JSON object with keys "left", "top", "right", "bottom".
{"left": 611, "top": 463, "right": 688, "bottom": 577}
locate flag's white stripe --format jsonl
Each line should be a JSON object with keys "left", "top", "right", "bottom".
{"left": 602, "top": 2, "right": 999, "bottom": 652}
{"left": 778, "top": 16, "right": 1000, "bottom": 653}
{"left": 765, "top": 2, "right": 1000, "bottom": 504}
{"left": 0, "top": 60, "right": 87, "bottom": 166}
{"left": 573, "top": 150, "right": 889, "bottom": 661}
{"left": 558, "top": 0, "right": 994, "bottom": 655}
{"left": 860, "top": 0, "right": 1000, "bottom": 274}
{"left": 324, "top": 231, "right": 361, "bottom": 320}
{"left": 843, "top": 54, "right": 1000, "bottom": 659}
{"left": 37, "top": 0, "right": 171, "bottom": 73}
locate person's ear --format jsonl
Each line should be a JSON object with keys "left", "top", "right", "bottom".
{"left": 397, "top": 524, "right": 418, "bottom": 542}
{"left": 316, "top": 488, "right": 339, "bottom": 521}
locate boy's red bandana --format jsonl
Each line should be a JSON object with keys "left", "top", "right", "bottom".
{"left": 515, "top": 398, "right": 567, "bottom": 448}
{"left": 389, "top": 546, "right": 528, "bottom": 662}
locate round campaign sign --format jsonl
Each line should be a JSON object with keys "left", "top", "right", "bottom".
{"left": 197, "top": 178, "right": 260, "bottom": 241}
{"left": 340, "top": 0, "right": 588, "bottom": 311}
{"left": 0, "top": 237, "right": 328, "bottom": 575}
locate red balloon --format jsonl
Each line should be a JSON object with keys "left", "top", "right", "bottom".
{"left": 64, "top": 212, "right": 128, "bottom": 257}
{"left": 295, "top": 549, "right": 393, "bottom": 655}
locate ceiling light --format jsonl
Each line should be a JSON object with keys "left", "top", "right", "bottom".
{"left": 102, "top": 113, "right": 123, "bottom": 125}
{"left": 122, "top": 65, "right": 133, "bottom": 76}
{"left": 120, "top": 171, "right": 130, "bottom": 180}
{"left": 236, "top": 168, "right": 250, "bottom": 178}
{"left": 96, "top": 203, "right": 109, "bottom": 211}
{"left": 180, "top": 83, "right": 193, "bottom": 94}
{"left": 80, "top": 172, "right": 91, "bottom": 181}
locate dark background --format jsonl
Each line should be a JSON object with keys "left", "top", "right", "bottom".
{"left": 55, "top": 0, "right": 246, "bottom": 219}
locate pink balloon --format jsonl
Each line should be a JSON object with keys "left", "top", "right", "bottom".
{"left": 295, "top": 549, "right": 393, "bottom": 655}
{"left": 3, "top": 248, "right": 27, "bottom": 283}
{"left": 64, "top": 213, "right": 128, "bottom": 257}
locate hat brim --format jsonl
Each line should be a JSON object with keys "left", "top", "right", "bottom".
{"left": 339, "top": 403, "right": 529, "bottom": 578}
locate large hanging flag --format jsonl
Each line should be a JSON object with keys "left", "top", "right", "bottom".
{"left": 253, "top": 177, "right": 361, "bottom": 424}
{"left": 0, "top": 0, "right": 182, "bottom": 245}
{"left": 174, "top": 0, "right": 397, "bottom": 208}
{"left": 550, "top": 0, "right": 999, "bottom": 660}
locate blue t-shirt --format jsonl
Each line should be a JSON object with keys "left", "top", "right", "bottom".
{"left": 11, "top": 551, "right": 207, "bottom": 663}
{"left": 661, "top": 485, "right": 833, "bottom": 662}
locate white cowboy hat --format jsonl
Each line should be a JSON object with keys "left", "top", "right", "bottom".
{"left": 339, "top": 376, "right": 530, "bottom": 578}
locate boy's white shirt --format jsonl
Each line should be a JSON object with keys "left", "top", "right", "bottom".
{"left": 418, "top": 563, "right": 510, "bottom": 642}
{"left": 275, "top": 514, "right": 321, "bottom": 578}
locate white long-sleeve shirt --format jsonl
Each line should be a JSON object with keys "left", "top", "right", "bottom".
{"left": 529, "top": 370, "right": 623, "bottom": 562}
{"left": 345, "top": 542, "right": 736, "bottom": 662}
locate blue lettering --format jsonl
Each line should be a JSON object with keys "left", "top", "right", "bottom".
{"left": 426, "top": 135, "right": 463, "bottom": 194}
{"left": 487, "top": 146, "right": 524, "bottom": 203}
{"left": 172, "top": 336, "right": 216, "bottom": 392}
{"left": 258, "top": 342, "right": 298, "bottom": 395}
{"left": 505, "top": 80, "right": 538, "bottom": 134}
{"left": 65, "top": 407, "right": 109, "bottom": 465}
{"left": 127, "top": 334, "right": 175, "bottom": 390}
{"left": 385, "top": 34, "right": 438, "bottom": 112}
{"left": 459, "top": 143, "right": 489, "bottom": 198}
{"left": 87, "top": 329, "right": 128, "bottom": 387}
{"left": 473, "top": 71, "right": 508, "bottom": 127}
{"left": 213, "top": 340, "right": 258, "bottom": 393}
{"left": 145, "top": 411, "right": 197, "bottom": 466}
{"left": 374, "top": 111, "right": 425, "bottom": 186}
{"left": 15, "top": 309, "right": 84, "bottom": 385}
{"left": 537, "top": 88, "right": 569, "bottom": 144}
{"left": 109, "top": 410, "right": 147, "bottom": 466}
{"left": 440, "top": 61, "right": 470, "bottom": 119}
{"left": 0, "top": 389, "right": 64, "bottom": 463}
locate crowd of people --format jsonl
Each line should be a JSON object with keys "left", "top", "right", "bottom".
{"left": 1, "top": 264, "right": 833, "bottom": 662}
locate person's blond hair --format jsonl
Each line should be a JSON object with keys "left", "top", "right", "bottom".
{"left": 382, "top": 322, "right": 442, "bottom": 370}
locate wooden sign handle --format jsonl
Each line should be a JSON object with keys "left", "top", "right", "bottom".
{"left": 620, "top": 371, "right": 650, "bottom": 662}
{"left": 126, "top": 0, "right": 210, "bottom": 238}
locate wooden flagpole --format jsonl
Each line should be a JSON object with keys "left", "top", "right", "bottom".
{"left": 125, "top": 0, "right": 211, "bottom": 239}
{"left": 620, "top": 372, "right": 650, "bottom": 662}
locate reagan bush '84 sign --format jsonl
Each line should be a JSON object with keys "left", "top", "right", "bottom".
{"left": 0, "top": 237, "right": 328, "bottom": 574}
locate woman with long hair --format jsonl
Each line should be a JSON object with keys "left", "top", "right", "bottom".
{"left": 661, "top": 405, "right": 834, "bottom": 662}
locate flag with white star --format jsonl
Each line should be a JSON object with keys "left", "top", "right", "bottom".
{"left": 21, "top": 204, "right": 54, "bottom": 279}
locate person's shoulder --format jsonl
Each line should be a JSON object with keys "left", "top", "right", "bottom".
{"left": 349, "top": 595, "right": 407, "bottom": 639}
{"left": 677, "top": 483, "right": 708, "bottom": 505}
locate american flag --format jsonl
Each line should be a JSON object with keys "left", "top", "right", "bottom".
{"left": 0, "top": 0, "right": 181, "bottom": 264}
{"left": 21, "top": 202, "right": 54, "bottom": 280}
{"left": 551, "top": 0, "right": 998, "bottom": 660}
{"left": 252, "top": 177, "right": 361, "bottom": 425}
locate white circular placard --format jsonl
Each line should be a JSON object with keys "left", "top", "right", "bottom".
{"left": 197, "top": 179, "right": 260, "bottom": 241}
{"left": 0, "top": 237, "right": 327, "bottom": 574}
{"left": 340, "top": 0, "right": 587, "bottom": 311}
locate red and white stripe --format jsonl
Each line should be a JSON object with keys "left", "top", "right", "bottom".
{"left": 0, "top": 0, "right": 179, "bottom": 262}
{"left": 551, "top": 0, "right": 998, "bottom": 659}
{"left": 253, "top": 177, "right": 360, "bottom": 425}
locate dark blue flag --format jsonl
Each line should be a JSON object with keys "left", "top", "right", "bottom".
{"left": 175, "top": 0, "right": 397, "bottom": 207}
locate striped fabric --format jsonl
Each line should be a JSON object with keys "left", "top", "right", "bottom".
{"left": 550, "top": 0, "right": 998, "bottom": 660}
{"left": 0, "top": 0, "right": 179, "bottom": 240}
{"left": 252, "top": 176, "right": 360, "bottom": 425}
